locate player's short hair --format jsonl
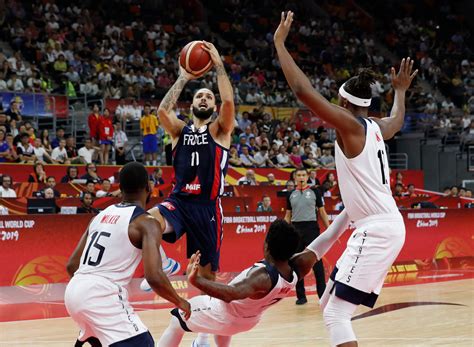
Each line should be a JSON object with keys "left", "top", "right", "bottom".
{"left": 265, "top": 219, "right": 299, "bottom": 261}
{"left": 119, "top": 162, "right": 149, "bottom": 194}
{"left": 343, "top": 69, "right": 376, "bottom": 100}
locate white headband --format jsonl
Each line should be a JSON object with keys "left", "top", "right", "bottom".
{"left": 338, "top": 83, "right": 372, "bottom": 107}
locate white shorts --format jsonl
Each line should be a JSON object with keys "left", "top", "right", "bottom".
{"left": 332, "top": 213, "right": 405, "bottom": 307}
{"left": 64, "top": 274, "right": 148, "bottom": 345}
{"left": 172, "top": 295, "right": 259, "bottom": 337}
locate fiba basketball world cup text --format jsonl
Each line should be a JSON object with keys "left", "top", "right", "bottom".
{"left": 0, "top": 219, "right": 35, "bottom": 242}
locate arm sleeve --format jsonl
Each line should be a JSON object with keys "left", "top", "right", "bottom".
{"left": 307, "top": 209, "right": 350, "bottom": 259}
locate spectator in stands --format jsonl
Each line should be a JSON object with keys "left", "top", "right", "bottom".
{"left": 450, "top": 186, "right": 459, "bottom": 197}
{"left": 150, "top": 168, "right": 164, "bottom": 185}
{"left": 257, "top": 195, "right": 273, "bottom": 212}
{"left": 80, "top": 180, "right": 97, "bottom": 198}
{"left": 317, "top": 130, "right": 333, "bottom": 149}
{"left": 254, "top": 145, "right": 275, "bottom": 168}
{"left": 77, "top": 192, "right": 99, "bottom": 214}
{"left": 140, "top": 103, "right": 158, "bottom": 166}
{"left": 51, "top": 127, "right": 65, "bottom": 149}
{"left": 265, "top": 173, "right": 276, "bottom": 185}
{"left": 28, "top": 163, "right": 47, "bottom": 183}
{"left": 148, "top": 179, "right": 164, "bottom": 198}
{"left": 465, "top": 190, "right": 473, "bottom": 198}
{"left": 88, "top": 104, "right": 101, "bottom": 146}
{"left": 43, "top": 187, "right": 56, "bottom": 199}
{"left": 0, "top": 130, "right": 8, "bottom": 162}
{"left": 32, "top": 138, "right": 53, "bottom": 163}
{"left": 44, "top": 176, "right": 60, "bottom": 197}
{"left": 96, "top": 178, "right": 121, "bottom": 198}
{"left": 238, "top": 111, "right": 252, "bottom": 131}
{"left": 281, "top": 180, "right": 295, "bottom": 193}
{"left": 4, "top": 133, "right": 18, "bottom": 162}
{"left": 61, "top": 166, "right": 79, "bottom": 183}
{"left": 276, "top": 145, "right": 294, "bottom": 168}
{"left": 228, "top": 146, "right": 243, "bottom": 167}
{"left": 65, "top": 136, "right": 83, "bottom": 164}
{"left": 78, "top": 138, "right": 97, "bottom": 164}
{"left": 81, "top": 163, "right": 102, "bottom": 184}
{"left": 405, "top": 183, "right": 418, "bottom": 198}
{"left": 461, "top": 110, "right": 472, "bottom": 131}
{"left": 289, "top": 146, "right": 304, "bottom": 169}
{"left": 51, "top": 138, "right": 70, "bottom": 164}
{"left": 7, "top": 73, "right": 24, "bottom": 92}
{"left": 115, "top": 98, "right": 133, "bottom": 123}
{"left": 240, "top": 145, "right": 257, "bottom": 167}
{"left": 16, "top": 133, "right": 36, "bottom": 163}
{"left": 319, "top": 148, "right": 335, "bottom": 169}
{"left": 443, "top": 187, "right": 451, "bottom": 196}
{"left": 458, "top": 187, "right": 467, "bottom": 197}
{"left": 308, "top": 170, "right": 321, "bottom": 187}
{"left": 39, "top": 129, "right": 52, "bottom": 153}
{"left": 324, "top": 172, "right": 338, "bottom": 188}
{"left": 0, "top": 175, "right": 16, "bottom": 197}
{"left": 237, "top": 169, "right": 257, "bottom": 186}
{"left": 393, "top": 183, "right": 404, "bottom": 200}
{"left": 5, "top": 100, "right": 22, "bottom": 122}
{"left": 98, "top": 108, "right": 114, "bottom": 165}
{"left": 424, "top": 96, "right": 438, "bottom": 115}
{"left": 113, "top": 122, "right": 128, "bottom": 165}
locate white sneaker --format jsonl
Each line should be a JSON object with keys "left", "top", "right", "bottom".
{"left": 139, "top": 258, "right": 181, "bottom": 292}
{"left": 191, "top": 340, "right": 210, "bottom": 347}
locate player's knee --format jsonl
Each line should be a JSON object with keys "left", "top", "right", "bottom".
{"left": 323, "top": 295, "right": 357, "bottom": 346}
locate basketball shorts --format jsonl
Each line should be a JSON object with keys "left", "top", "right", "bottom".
{"left": 171, "top": 295, "right": 258, "bottom": 336}
{"left": 330, "top": 213, "right": 405, "bottom": 308}
{"left": 65, "top": 274, "right": 149, "bottom": 346}
{"left": 157, "top": 196, "right": 223, "bottom": 271}
{"left": 142, "top": 134, "right": 157, "bottom": 154}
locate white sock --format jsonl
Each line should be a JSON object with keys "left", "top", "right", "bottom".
{"left": 152, "top": 160, "right": 157, "bottom": 166}
{"left": 146, "top": 161, "right": 150, "bottom": 166}
{"left": 157, "top": 316, "right": 185, "bottom": 347}
{"left": 195, "top": 333, "right": 210, "bottom": 345}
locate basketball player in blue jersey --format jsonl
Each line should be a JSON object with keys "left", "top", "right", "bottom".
{"left": 275, "top": 12, "right": 418, "bottom": 347}
{"left": 142, "top": 41, "right": 234, "bottom": 347}
{"left": 65, "top": 162, "right": 190, "bottom": 347}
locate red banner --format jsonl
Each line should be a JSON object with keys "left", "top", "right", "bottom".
{"left": 0, "top": 209, "right": 472, "bottom": 286}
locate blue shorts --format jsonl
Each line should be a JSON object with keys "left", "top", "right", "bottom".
{"left": 143, "top": 134, "right": 157, "bottom": 154}
{"left": 100, "top": 140, "right": 113, "bottom": 145}
{"left": 157, "top": 196, "right": 223, "bottom": 272}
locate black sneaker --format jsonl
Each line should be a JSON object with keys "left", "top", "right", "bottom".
{"left": 295, "top": 297, "right": 308, "bottom": 305}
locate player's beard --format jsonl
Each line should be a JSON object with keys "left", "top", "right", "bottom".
{"left": 192, "top": 106, "right": 214, "bottom": 120}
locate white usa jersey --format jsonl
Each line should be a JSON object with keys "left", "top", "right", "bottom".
{"left": 335, "top": 117, "right": 399, "bottom": 222}
{"left": 75, "top": 203, "right": 145, "bottom": 286}
{"left": 226, "top": 261, "right": 297, "bottom": 319}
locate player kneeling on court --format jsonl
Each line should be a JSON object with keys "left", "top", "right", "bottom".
{"left": 158, "top": 214, "right": 349, "bottom": 347}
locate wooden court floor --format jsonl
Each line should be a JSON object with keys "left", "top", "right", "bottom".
{"left": 0, "top": 279, "right": 472, "bottom": 347}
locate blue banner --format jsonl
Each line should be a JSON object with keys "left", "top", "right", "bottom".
{"left": 0, "top": 92, "right": 54, "bottom": 117}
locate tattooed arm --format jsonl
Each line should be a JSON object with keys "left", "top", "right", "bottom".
{"left": 157, "top": 67, "right": 192, "bottom": 139}
{"left": 202, "top": 41, "right": 235, "bottom": 135}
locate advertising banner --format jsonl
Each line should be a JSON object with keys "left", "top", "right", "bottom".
{"left": 0, "top": 92, "right": 68, "bottom": 118}
{"left": 0, "top": 210, "right": 472, "bottom": 286}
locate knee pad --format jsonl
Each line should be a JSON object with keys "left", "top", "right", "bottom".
{"left": 323, "top": 294, "right": 357, "bottom": 346}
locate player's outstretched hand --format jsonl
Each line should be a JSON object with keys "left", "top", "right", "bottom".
{"left": 290, "top": 249, "right": 317, "bottom": 279}
{"left": 187, "top": 251, "right": 201, "bottom": 285}
{"left": 177, "top": 298, "right": 191, "bottom": 320}
{"left": 274, "top": 11, "right": 294, "bottom": 46}
{"left": 391, "top": 57, "right": 418, "bottom": 92}
{"left": 202, "top": 41, "right": 222, "bottom": 68}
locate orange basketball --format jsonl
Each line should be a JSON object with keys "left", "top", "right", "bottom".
{"left": 180, "top": 41, "right": 213, "bottom": 77}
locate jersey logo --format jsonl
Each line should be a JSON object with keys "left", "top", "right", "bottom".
{"left": 182, "top": 176, "right": 202, "bottom": 195}
{"left": 161, "top": 201, "right": 176, "bottom": 211}
{"left": 375, "top": 132, "right": 382, "bottom": 142}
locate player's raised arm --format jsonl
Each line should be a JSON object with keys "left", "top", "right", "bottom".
{"left": 157, "top": 67, "right": 193, "bottom": 139}
{"left": 370, "top": 57, "right": 418, "bottom": 140}
{"left": 202, "top": 41, "right": 235, "bottom": 135}
{"left": 290, "top": 210, "right": 350, "bottom": 279}
{"left": 134, "top": 215, "right": 191, "bottom": 319}
{"left": 274, "top": 12, "right": 361, "bottom": 134}
{"left": 187, "top": 252, "right": 271, "bottom": 303}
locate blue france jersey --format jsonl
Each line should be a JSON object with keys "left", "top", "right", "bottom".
{"left": 171, "top": 123, "right": 229, "bottom": 201}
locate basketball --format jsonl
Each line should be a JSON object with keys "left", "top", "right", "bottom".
{"left": 179, "top": 40, "right": 213, "bottom": 77}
